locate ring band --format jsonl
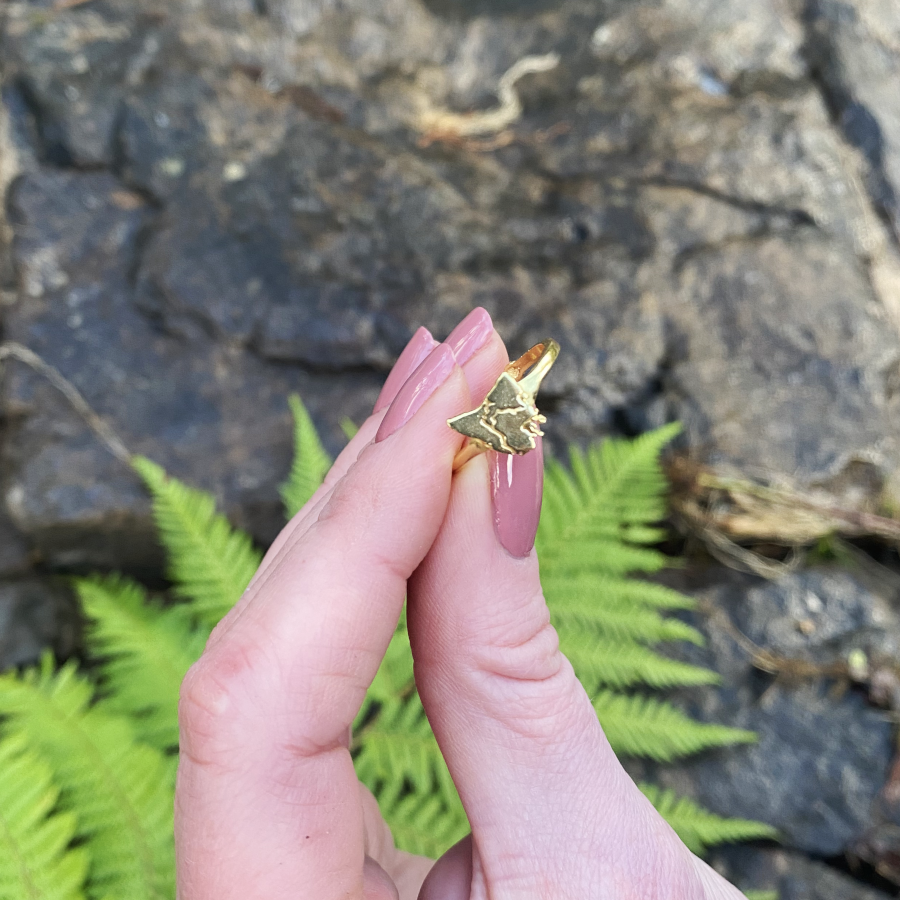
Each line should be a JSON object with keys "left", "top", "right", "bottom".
{"left": 449, "top": 338, "right": 559, "bottom": 471}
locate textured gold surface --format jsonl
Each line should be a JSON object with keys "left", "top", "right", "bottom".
{"left": 449, "top": 339, "right": 558, "bottom": 468}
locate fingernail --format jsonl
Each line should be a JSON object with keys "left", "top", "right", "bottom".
{"left": 376, "top": 344, "right": 455, "bottom": 442}
{"left": 490, "top": 437, "right": 544, "bottom": 557}
{"left": 444, "top": 307, "right": 493, "bottom": 365}
{"left": 374, "top": 326, "right": 439, "bottom": 413}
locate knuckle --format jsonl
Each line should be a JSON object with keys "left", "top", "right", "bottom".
{"left": 463, "top": 602, "right": 589, "bottom": 743}
{"left": 178, "top": 640, "right": 265, "bottom": 769}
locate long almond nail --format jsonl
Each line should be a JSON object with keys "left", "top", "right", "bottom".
{"left": 489, "top": 437, "right": 544, "bottom": 557}
{"left": 376, "top": 344, "right": 455, "bottom": 442}
{"left": 374, "top": 327, "right": 439, "bottom": 413}
{"left": 445, "top": 307, "right": 493, "bottom": 365}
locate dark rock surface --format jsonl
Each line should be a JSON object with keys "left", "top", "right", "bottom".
{"left": 634, "top": 567, "right": 895, "bottom": 857}
{"left": 2, "top": 0, "right": 900, "bottom": 571}
{"left": 0, "top": 578, "right": 78, "bottom": 669}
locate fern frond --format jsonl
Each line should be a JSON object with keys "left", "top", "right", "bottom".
{"left": 640, "top": 784, "right": 777, "bottom": 855}
{"left": 0, "top": 734, "right": 89, "bottom": 900}
{"left": 361, "top": 617, "right": 414, "bottom": 708}
{"left": 377, "top": 787, "right": 468, "bottom": 860}
{"left": 132, "top": 456, "right": 262, "bottom": 627}
{"left": 77, "top": 575, "right": 208, "bottom": 751}
{"left": 339, "top": 417, "right": 359, "bottom": 441}
{"left": 355, "top": 693, "right": 455, "bottom": 802}
{"left": 0, "top": 657, "right": 174, "bottom": 900}
{"left": 281, "top": 395, "right": 332, "bottom": 519}
{"left": 593, "top": 692, "right": 755, "bottom": 761}
{"left": 563, "top": 634, "right": 719, "bottom": 690}
{"left": 542, "top": 574, "right": 696, "bottom": 612}
{"left": 550, "top": 588, "right": 703, "bottom": 647}
{"left": 537, "top": 424, "right": 681, "bottom": 577}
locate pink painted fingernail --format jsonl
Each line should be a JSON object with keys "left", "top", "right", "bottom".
{"left": 444, "top": 307, "right": 493, "bottom": 365}
{"left": 376, "top": 344, "right": 455, "bottom": 442}
{"left": 490, "top": 437, "right": 544, "bottom": 557}
{"left": 374, "top": 326, "right": 439, "bottom": 413}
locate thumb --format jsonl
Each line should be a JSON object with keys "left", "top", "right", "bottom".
{"left": 408, "top": 447, "right": 742, "bottom": 898}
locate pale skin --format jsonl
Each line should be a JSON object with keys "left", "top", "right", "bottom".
{"left": 174, "top": 316, "right": 749, "bottom": 899}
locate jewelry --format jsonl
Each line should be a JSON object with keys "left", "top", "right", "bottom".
{"left": 449, "top": 338, "right": 559, "bottom": 470}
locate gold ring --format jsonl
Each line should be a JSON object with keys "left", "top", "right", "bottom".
{"left": 448, "top": 338, "right": 559, "bottom": 471}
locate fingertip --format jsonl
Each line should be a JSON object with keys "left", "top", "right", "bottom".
{"left": 363, "top": 857, "right": 401, "bottom": 900}
{"left": 416, "top": 836, "right": 472, "bottom": 900}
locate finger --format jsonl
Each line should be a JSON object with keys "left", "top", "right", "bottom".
{"left": 408, "top": 449, "right": 712, "bottom": 897}
{"left": 359, "top": 785, "right": 433, "bottom": 900}
{"left": 222, "top": 311, "right": 499, "bottom": 652}
{"left": 416, "top": 835, "right": 473, "bottom": 900}
{"left": 247, "top": 325, "right": 438, "bottom": 591}
{"left": 248, "top": 309, "right": 498, "bottom": 599}
{"left": 176, "top": 335, "right": 509, "bottom": 899}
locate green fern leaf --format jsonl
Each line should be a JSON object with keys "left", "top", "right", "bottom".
{"left": 593, "top": 692, "right": 755, "bottom": 761}
{"left": 0, "top": 734, "right": 89, "bottom": 900}
{"left": 537, "top": 424, "right": 681, "bottom": 578}
{"left": 355, "top": 693, "right": 455, "bottom": 801}
{"left": 281, "top": 395, "right": 332, "bottom": 519}
{"left": 563, "top": 634, "right": 719, "bottom": 690}
{"left": 640, "top": 784, "right": 777, "bottom": 855}
{"left": 132, "top": 456, "right": 262, "bottom": 627}
{"left": 339, "top": 417, "right": 359, "bottom": 441}
{"left": 0, "top": 657, "right": 174, "bottom": 900}
{"left": 77, "top": 575, "right": 208, "bottom": 751}
{"left": 542, "top": 574, "right": 695, "bottom": 612}
{"left": 361, "top": 616, "right": 414, "bottom": 708}
{"left": 550, "top": 584, "right": 704, "bottom": 647}
{"left": 743, "top": 891, "right": 778, "bottom": 900}
{"left": 377, "top": 788, "right": 468, "bottom": 860}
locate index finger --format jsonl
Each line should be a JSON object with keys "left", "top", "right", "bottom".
{"left": 175, "top": 330, "right": 508, "bottom": 900}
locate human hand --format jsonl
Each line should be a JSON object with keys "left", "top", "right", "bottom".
{"left": 174, "top": 308, "right": 748, "bottom": 899}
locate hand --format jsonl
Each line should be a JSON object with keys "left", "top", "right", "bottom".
{"left": 174, "top": 309, "right": 748, "bottom": 899}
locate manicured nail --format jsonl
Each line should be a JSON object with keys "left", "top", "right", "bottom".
{"left": 376, "top": 344, "right": 456, "bottom": 442}
{"left": 444, "top": 307, "right": 493, "bottom": 365}
{"left": 490, "top": 437, "right": 544, "bottom": 557}
{"left": 374, "top": 326, "right": 439, "bottom": 413}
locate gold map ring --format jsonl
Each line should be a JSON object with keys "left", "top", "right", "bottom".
{"left": 448, "top": 338, "right": 559, "bottom": 471}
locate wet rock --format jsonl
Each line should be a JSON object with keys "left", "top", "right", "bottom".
{"left": 807, "top": 0, "right": 900, "bottom": 240}
{"left": 663, "top": 231, "right": 900, "bottom": 494}
{"left": 709, "top": 846, "right": 895, "bottom": 900}
{"left": 0, "top": 578, "right": 78, "bottom": 669}
{"left": 0, "top": 506, "right": 31, "bottom": 578}
{"left": 641, "top": 567, "right": 895, "bottom": 857}
{"left": 2, "top": 168, "right": 373, "bottom": 571}
{"left": 1, "top": 0, "right": 900, "bottom": 571}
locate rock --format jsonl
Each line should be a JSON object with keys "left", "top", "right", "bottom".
{"left": 807, "top": 0, "right": 900, "bottom": 241}
{"left": 2, "top": 0, "right": 900, "bottom": 570}
{"left": 709, "top": 846, "right": 895, "bottom": 899}
{"left": 639, "top": 567, "right": 895, "bottom": 857}
{"left": 663, "top": 231, "right": 900, "bottom": 496}
{"left": 0, "top": 578, "right": 79, "bottom": 670}
{"left": 0, "top": 505, "right": 31, "bottom": 578}
{"left": 2, "top": 168, "right": 374, "bottom": 571}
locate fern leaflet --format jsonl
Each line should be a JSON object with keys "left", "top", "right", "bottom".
{"left": 593, "top": 692, "right": 756, "bottom": 761}
{"left": 562, "top": 633, "right": 718, "bottom": 690}
{"left": 281, "top": 395, "right": 332, "bottom": 518}
{"left": 377, "top": 786, "right": 468, "bottom": 860}
{"left": 0, "top": 734, "right": 88, "bottom": 900}
{"left": 537, "top": 424, "right": 681, "bottom": 577}
{"left": 640, "top": 784, "right": 777, "bottom": 855}
{"left": 77, "top": 575, "right": 208, "bottom": 751}
{"left": 132, "top": 456, "right": 262, "bottom": 627}
{"left": 0, "top": 657, "right": 174, "bottom": 900}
